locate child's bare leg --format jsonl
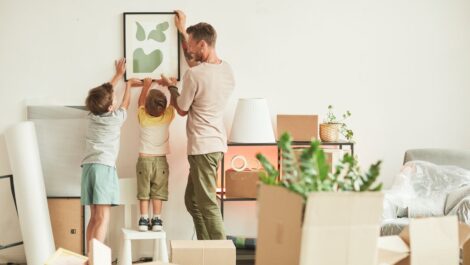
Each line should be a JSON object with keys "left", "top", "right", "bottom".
{"left": 152, "top": 199, "right": 162, "bottom": 216}
{"left": 140, "top": 200, "right": 149, "bottom": 216}
{"left": 150, "top": 199, "right": 163, "bottom": 231}
{"left": 86, "top": 205, "right": 96, "bottom": 254}
{"left": 92, "top": 205, "right": 110, "bottom": 242}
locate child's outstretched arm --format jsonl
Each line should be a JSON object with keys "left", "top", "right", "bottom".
{"left": 120, "top": 78, "right": 142, "bottom": 110}
{"left": 138, "top": 78, "right": 153, "bottom": 107}
{"left": 110, "top": 58, "right": 126, "bottom": 88}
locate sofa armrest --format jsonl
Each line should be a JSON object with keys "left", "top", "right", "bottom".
{"left": 445, "top": 185, "right": 470, "bottom": 214}
{"left": 447, "top": 197, "right": 470, "bottom": 224}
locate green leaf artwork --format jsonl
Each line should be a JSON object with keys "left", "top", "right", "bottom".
{"left": 148, "top": 21, "right": 169, "bottom": 42}
{"left": 135, "top": 22, "right": 146, "bottom": 41}
{"left": 133, "top": 48, "right": 163, "bottom": 73}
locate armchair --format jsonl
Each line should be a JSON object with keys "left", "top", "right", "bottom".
{"left": 381, "top": 149, "right": 470, "bottom": 236}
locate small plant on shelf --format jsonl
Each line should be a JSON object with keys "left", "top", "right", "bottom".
{"left": 320, "top": 105, "right": 354, "bottom": 142}
{"left": 256, "top": 132, "right": 382, "bottom": 200}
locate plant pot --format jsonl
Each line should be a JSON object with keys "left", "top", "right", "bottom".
{"left": 319, "top": 123, "right": 341, "bottom": 142}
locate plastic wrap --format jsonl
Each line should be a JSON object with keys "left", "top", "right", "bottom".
{"left": 383, "top": 160, "right": 470, "bottom": 219}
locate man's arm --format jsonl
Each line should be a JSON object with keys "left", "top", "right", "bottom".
{"left": 120, "top": 78, "right": 142, "bottom": 110}
{"left": 138, "top": 78, "right": 152, "bottom": 107}
{"left": 157, "top": 74, "right": 188, "bottom": 116}
{"left": 168, "top": 86, "right": 188, "bottom": 116}
{"left": 175, "top": 10, "right": 199, "bottom": 68}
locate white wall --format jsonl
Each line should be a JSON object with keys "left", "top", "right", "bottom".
{"left": 2, "top": 0, "right": 470, "bottom": 262}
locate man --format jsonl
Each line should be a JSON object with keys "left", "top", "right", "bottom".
{"left": 158, "top": 10, "right": 235, "bottom": 240}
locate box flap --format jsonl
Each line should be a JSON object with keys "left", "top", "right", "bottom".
{"left": 399, "top": 226, "right": 410, "bottom": 246}
{"left": 459, "top": 223, "right": 470, "bottom": 265}
{"left": 409, "top": 216, "right": 459, "bottom": 265}
{"left": 377, "top": 236, "right": 410, "bottom": 264}
{"left": 171, "top": 240, "right": 205, "bottom": 249}
{"left": 459, "top": 223, "right": 470, "bottom": 248}
{"left": 44, "top": 248, "right": 88, "bottom": 265}
{"left": 202, "top": 240, "right": 236, "bottom": 249}
{"left": 299, "top": 192, "right": 384, "bottom": 265}
{"left": 377, "top": 249, "right": 409, "bottom": 265}
{"left": 90, "top": 239, "right": 111, "bottom": 265}
{"left": 302, "top": 192, "right": 384, "bottom": 226}
{"left": 255, "top": 185, "right": 304, "bottom": 265}
{"left": 139, "top": 261, "right": 178, "bottom": 265}
{"left": 378, "top": 236, "right": 410, "bottom": 254}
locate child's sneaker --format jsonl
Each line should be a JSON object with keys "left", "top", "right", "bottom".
{"left": 151, "top": 217, "right": 163, "bottom": 232}
{"left": 138, "top": 217, "right": 149, "bottom": 231}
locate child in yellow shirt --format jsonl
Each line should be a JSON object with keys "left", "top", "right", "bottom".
{"left": 136, "top": 78, "right": 175, "bottom": 231}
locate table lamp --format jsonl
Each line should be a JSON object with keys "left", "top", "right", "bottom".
{"left": 229, "top": 98, "right": 276, "bottom": 143}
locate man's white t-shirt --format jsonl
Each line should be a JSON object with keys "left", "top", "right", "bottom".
{"left": 178, "top": 61, "right": 235, "bottom": 155}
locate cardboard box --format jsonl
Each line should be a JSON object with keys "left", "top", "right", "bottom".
{"left": 277, "top": 115, "right": 318, "bottom": 141}
{"left": 299, "top": 192, "right": 383, "bottom": 265}
{"left": 225, "top": 169, "right": 261, "bottom": 198}
{"left": 44, "top": 248, "right": 88, "bottom": 265}
{"left": 171, "top": 240, "right": 235, "bottom": 265}
{"left": 255, "top": 185, "right": 383, "bottom": 265}
{"left": 137, "top": 261, "right": 178, "bottom": 265}
{"left": 377, "top": 216, "right": 470, "bottom": 265}
{"left": 89, "top": 239, "right": 111, "bottom": 265}
{"left": 293, "top": 148, "right": 342, "bottom": 172}
{"left": 255, "top": 185, "right": 303, "bottom": 265}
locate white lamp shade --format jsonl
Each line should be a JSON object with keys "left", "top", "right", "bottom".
{"left": 229, "top": 98, "right": 276, "bottom": 143}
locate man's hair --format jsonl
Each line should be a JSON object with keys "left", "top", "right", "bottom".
{"left": 85, "top": 83, "right": 114, "bottom": 115}
{"left": 145, "top": 90, "right": 167, "bottom": 117}
{"left": 186, "top": 22, "right": 217, "bottom": 47}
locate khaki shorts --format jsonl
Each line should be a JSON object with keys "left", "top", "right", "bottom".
{"left": 136, "top": 156, "right": 169, "bottom": 201}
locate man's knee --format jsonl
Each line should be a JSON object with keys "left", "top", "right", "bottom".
{"left": 198, "top": 203, "right": 221, "bottom": 217}
{"left": 184, "top": 193, "right": 196, "bottom": 213}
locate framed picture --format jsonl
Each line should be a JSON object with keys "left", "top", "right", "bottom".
{"left": 123, "top": 12, "right": 180, "bottom": 81}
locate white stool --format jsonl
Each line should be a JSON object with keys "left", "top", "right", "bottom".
{"left": 119, "top": 229, "right": 169, "bottom": 265}
{"left": 117, "top": 178, "right": 169, "bottom": 264}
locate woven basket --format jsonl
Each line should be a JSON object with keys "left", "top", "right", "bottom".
{"left": 319, "top": 123, "right": 341, "bottom": 142}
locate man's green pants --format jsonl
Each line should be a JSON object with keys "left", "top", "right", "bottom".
{"left": 185, "top": 152, "right": 226, "bottom": 240}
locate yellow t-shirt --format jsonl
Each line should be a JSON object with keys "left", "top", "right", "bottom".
{"left": 137, "top": 105, "right": 175, "bottom": 155}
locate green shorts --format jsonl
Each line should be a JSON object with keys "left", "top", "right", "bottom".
{"left": 136, "top": 156, "right": 169, "bottom": 201}
{"left": 81, "top": 163, "right": 120, "bottom": 206}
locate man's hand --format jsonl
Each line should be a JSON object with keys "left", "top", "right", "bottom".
{"left": 115, "top": 58, "right": 126, "bottom": 77}
{"left": 157, "top": 74, "right": 177, "bottom": 87}
{"left": 174, "top": 10, "right": 187, "bottom": 35}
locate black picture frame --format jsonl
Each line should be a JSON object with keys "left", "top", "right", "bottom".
{"left": 123, "top": 12, "right": 181, "bottom": 81}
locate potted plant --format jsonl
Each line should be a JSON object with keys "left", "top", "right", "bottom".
{"left": 254, "top": 132, "right": 383, "bottom": 265}
{"left": 319, "top": 105, "right": 353, "bottom": 142}
{"left": 257, "top": 132, "right": 382, "bottom": 197}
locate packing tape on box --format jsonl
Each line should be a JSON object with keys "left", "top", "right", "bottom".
{"left": 231, "top": 155, "right": 248, "bottom": 171}
{"left": 231, "top": 155, "right": 262, "bottom": 172}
